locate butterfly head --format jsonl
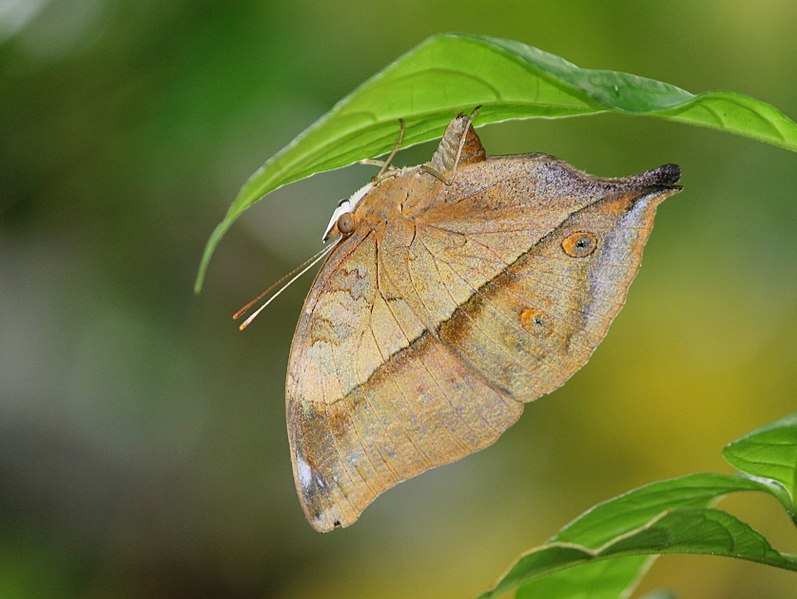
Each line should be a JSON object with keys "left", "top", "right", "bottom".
{"left": 322, "top": 182, "right": 372, "bottom": 241}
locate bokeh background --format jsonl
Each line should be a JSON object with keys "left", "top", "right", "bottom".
{"left": 2, "top": 1, "right": 796, "bottom": 597}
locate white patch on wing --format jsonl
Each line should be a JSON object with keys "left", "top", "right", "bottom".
{"left": 297, "top": 454, "right": 313, "bottom": 490}
{"left": 585, "top": 192, "right": 656, "bottom": 324}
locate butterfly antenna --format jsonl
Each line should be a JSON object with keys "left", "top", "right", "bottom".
{"left": 233, "top": 240, "right": 338, "bottom": 331}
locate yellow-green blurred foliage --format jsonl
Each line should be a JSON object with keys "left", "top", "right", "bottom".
{"left": 1, "top": 1, "right": 795, "bottom": 598}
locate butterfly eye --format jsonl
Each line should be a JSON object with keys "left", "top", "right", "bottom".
{"left": 561, "top": 231, "right": 598, "bottom": 257}
{"left": 337, "top": 212, "right": 356, "bottom": 236}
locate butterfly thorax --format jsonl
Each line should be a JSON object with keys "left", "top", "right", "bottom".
{"left": 352, "top": 168, "right": 446, "bottom": 226}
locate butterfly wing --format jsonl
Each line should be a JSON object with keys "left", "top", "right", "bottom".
{"left": 286, "top": 225, "right": 522, "bottom": 532}
{"left": 286, "top": 127, "right": 680, "bottom": 532}
{"left": 400, "top": 155, "right": 682, "bottom": 401}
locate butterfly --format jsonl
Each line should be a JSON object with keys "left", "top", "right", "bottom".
{"left": 240, "top": 112, "right": 681, "bottom": 532}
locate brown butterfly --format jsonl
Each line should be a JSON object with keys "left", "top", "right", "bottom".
{"left": 244, "top": 113, "right": 681, "bottom": 532}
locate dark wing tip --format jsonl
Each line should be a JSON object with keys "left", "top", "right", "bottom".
{"left": 649, "top": 163, "right": 681, "bottom": 186}
{"left": 619, "top": 162, "right": 680, "bottom": 192}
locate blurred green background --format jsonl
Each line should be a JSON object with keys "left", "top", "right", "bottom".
{"left": 2, "top": 1, "right": 796, "bottom": 597}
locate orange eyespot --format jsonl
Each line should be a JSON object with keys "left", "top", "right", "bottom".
{"left": 562, "top": 231, "right": 598, "bottom": 257}
{"left": 519, "top": 307, "right": 544, "bottom": 329}
{"left": 337, "top": 212, "right": 356, "bottom": 236}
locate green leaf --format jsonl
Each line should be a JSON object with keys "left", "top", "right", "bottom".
{"left": 195, "top": 33, "right": 797, "bottom": 291}
{"left": 550, "top": 474, "right": 761, "bottom": 546}
{"left": 515, "top": 557, "right": 652, "bottom": 599}
{"left": 479, "top": 415, "right": 797, "bottom": 599}
{"left": 479, "top": 507, "right": 797, "bottom": 599}
{"left": 723, "top": 413, "right": 797, "bottom": 521}
{"left": 505, "top": 473, "right": 762, "bottom": 599}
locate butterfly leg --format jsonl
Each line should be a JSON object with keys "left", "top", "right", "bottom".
{"left": 377, "top": 118, "right": 405, "bottom": 178}
{"left": 419, "top": 163, "right": 452, "bottom": 185}
{"left": 359, "top": 119, "right": 407, "bottom": 182}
